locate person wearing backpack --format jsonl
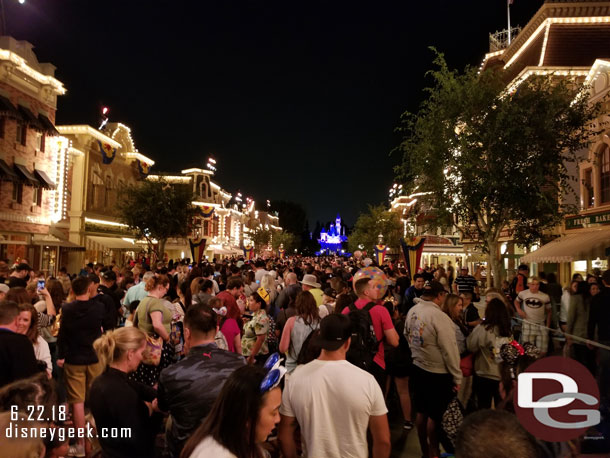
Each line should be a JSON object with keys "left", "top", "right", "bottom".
{"left": 341, "top": 277, "right": 399, "bottom": 389}
{"left": 404, "top": 280, "right": 461, "bottom": 458}
{"left": 278, "top": 291, "right": 320, "bottom": 373}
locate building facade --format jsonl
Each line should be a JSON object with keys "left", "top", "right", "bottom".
{"left": 0, "top": 37, "right": 69, "bottom": 274}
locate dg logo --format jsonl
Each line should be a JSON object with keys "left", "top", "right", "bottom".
{"left": 515, "top": 356, "right": 600, "bottom": 442}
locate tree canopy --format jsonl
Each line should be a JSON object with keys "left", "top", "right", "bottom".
{"left": 117, "top": 179, "right": 197, "bottom": 260}
{"left": 395, "top": 50, "right": 600, "bottom": 286}
{"left": 348, "top": 204, "right": 403, "bottom": 256}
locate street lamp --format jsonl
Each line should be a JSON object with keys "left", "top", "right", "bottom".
{"left": 0, "top": 0, "right": 25, "bottom": 36}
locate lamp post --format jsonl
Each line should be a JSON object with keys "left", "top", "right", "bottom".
{"left": 0, "top": 0, "right": 25, "bottom": 37}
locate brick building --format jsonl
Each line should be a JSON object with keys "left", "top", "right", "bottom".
{"left": 0, "top": 37, "right": 69, "bottom": 274}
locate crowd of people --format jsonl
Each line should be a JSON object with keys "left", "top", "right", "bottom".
{"left": 0, "top": 256, "right": 608, "bottom": 457}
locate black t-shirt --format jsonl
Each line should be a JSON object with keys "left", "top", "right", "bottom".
{"left": 464, "top": 303, "right": 481, "bottom": 328}
{"left": 0, "top": 329, "right": 39, "bottom": 387}
{"left": 395, "top": 276, "right": 411, "bottom": 297}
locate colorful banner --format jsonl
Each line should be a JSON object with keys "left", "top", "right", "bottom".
{"left": 400, "top": 237, "right": 426, "bottom": 277}
{"left": 137, "top": 160, "right": 150, "bottom": 178}
{"left": 98, "top": 140, "right": 116, "bottom": 164}
{"left": 189, "top": 238, "right": 207, "bottom": 264}
{"left": 243, "top": 244, "right": 254, "bottom": 260}
{"left": 374, "top": 244, "right": 387, "bottom": 265}
{"left": 200, "top": 206, "right": 215, "bottom": 218}
{"left": 278, "top": 248, "right": 285, "bottom": 259}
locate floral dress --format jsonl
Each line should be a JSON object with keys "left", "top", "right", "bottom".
{"left": 241, "top": 310, "right": 270, "bottom": 357}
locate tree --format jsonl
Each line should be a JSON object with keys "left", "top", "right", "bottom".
{"left": 272, "top": 231, "right": 298, "bottom": 253}
{"left": 117, "top": 179, "right": 197, "bottom": 260}
{"left": 251, "top": 227, "right": 272, "bottom": 254}
{"left": 348, "top": 204, "right": 403, "bottom": 256}
{"left": 395, "top": 51, "right": 600, "bottom": 287}
{"left": 270, "top": 200, "right": 307, "bottom": 237}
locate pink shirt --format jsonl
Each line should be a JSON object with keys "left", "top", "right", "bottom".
{"left": 342, "top": 298, "right": 394, "bottom": 369}
{"left": 220, "top": 318, "right": 240, "bottom": 353}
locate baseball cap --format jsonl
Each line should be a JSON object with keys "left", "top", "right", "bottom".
{"left": 102, "top": 270, "right": 117, "bottom": 282}
{"left": 422, "top": 280, "right": 447, "bottom": 297}
{"left": 313, "top": 314, "right": 352, "bottom": 351}
{"left": 323, "top": 287, "right": 337, "bottom": 299}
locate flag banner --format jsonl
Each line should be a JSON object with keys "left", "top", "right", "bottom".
{"left": 400, "top": 237, "right": 426, "bottom": 276}
{"left": 200, "top": 206, "right": 215, "bottom": 218}
{"left": 137, "top": 160, "right": 150, "bottom": 178}
{"left": 98, "top": 140, "right": 116, "bottom": 164}
{"left": 374, "top": 244, "right": 387, "bottom": 265}
{"left": 243, "top": 244, "right": 254, "bottom": 260}
{"left": 278, "top": 248, "right": 285, "bottom": 259}
{"left": 189, "top": 238, "right": 207, "bottom": 264}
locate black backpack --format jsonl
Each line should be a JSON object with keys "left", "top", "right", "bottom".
{"left": 346, "top": 302, "right": 379, "bottom": 372}
{"left": 296, "top": 325, "right": 322, "bottom": 365}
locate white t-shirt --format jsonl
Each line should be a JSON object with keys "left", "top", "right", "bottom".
{"left": 280, "top": 359, "right": 387, "bottom": 458}
{"left": 189, "top": 436, "right": 237, "bottom": 458}
{"left": 34, "top": 335, "right": 52, "bottom": 376}
{"left": 517, "top": 290, "right": 551, "bottom": 323}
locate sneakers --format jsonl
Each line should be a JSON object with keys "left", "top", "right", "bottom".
{"left": 67, "top": 443, "right": 85, "bottom": 457}
{"left": 403, "top": 420, "right": 414, "bottom": 431}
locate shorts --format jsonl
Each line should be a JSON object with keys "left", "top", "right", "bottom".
{"left": 410, "top": 364, "right": 454, "bottom": 422}
{"left": 521, "top": 321, "right": 548, "bottom": 353}
{"left": 64, "top": 362, "right": 103, "bottom": 403}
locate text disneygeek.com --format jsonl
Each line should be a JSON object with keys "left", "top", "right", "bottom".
{"left": 5, "top": 423, "right": 132, "bottom": 441}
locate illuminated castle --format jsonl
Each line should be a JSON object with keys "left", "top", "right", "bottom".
{"left": 318, "top": 215, "right": 348, "bottom": 254}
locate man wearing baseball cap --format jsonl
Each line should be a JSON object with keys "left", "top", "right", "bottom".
{"left": 405, "top": 280, "right": 461, "bottom": 458}
{"left": 279, "top": 314, "right": 390, "bottom": 458}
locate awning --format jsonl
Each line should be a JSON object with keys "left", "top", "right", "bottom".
{"left": 87, "top": 235, "right": 137, "bottom": 250}
{"left": 0, "top": 159, "right": 18, "bottom": 182}
{"left": 521, "top": 230, "right": 610, "bottom": 263}
{"left": 34, "top": 169, "right": 56, "bottom": 189}
{"left": 37, "top": 114, "right": 59, "bottom": 136}
{"left": 0, "top": 95, "right": 20, "bottom": 119}
{"left": 32, "top": 235, "right": 85, "bottom": 251}
{"left": 17, "top": 105, "right": 43, "bottom": 130}
{"left": 13, "top": 163, "right": 40, "bottom": 186}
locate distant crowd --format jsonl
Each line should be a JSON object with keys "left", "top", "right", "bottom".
{"left": 0, "top": 256, "right": 608, "bottom": 458}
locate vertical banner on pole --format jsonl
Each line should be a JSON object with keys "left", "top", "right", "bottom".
{"left": 374, "top": 244, "right": 387, "bottom": 265}
{"left": 400, "top": 237, "right": 426, "bottom": 276}
{"left": 189, "top": 238, "right": 207, "bottom": 264}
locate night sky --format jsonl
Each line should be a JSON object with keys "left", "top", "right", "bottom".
{"left": 6, "top": 0, "right": 543, "bottom": 227}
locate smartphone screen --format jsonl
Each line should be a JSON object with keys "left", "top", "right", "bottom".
{"left": 37, "top": 280, "right": 45, "bottom": 290}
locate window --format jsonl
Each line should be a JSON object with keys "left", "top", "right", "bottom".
{"left": 32, "top": 186, "right": 42, "bottom": 206}
{"left": 600, "top": 145, "right": 610, "bottom": 204}
{"left": 0, "top": 117, "right": 5, "bottom": 139}
{"left": 15, "top": 121, "right": 26, "bottom": 146}
{"left": 584, "top": 168, "right": 594, "bottom": 208}
{"left": 12, "top": 182, "right": 22, "bottom": 204}
{"left": 104, "top": 176, "right": 113, "bottom": 208}
{"left": 35, "top": 133, "right": 45, "bottom": 152}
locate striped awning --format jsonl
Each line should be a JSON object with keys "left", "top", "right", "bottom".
{"left": 521, "top": 230, "right": 610, "bottom": 263}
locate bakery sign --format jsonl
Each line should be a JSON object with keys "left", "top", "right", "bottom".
{"left": 566, "top": 211, "right": 610, "bottom": 230}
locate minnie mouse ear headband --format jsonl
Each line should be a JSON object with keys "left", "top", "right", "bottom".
{"left": 212, "top": 306, "right": 227, "bottom": 316}
{"left": 500, "top": 340, "right": 540, "bottom": 379}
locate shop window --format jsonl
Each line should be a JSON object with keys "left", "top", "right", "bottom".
{"left": 16, "top": 121, "right": 26, "bottom": 146}
{"left": 12, "top": 182, "right": 22, "bottom": 204}
{"left": 583, "top": 168, "right": 594, "bottom": 208}
{"left": 104, "top": 175, "right": 113, "bottom": 207}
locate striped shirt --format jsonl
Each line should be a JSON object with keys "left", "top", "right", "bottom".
{"left": 454, "top": 275, "right": 478, "bottom": 294}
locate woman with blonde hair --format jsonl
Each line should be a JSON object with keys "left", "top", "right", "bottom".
{"left": 131, "top": 274, "right": 174, "bottom": 386}
{"left": 90, "top": 327, "right": 157, "bottom": 458}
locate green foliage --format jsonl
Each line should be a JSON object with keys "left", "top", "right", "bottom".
{"left": 272, "top": 231, "right": 298, "bottom": 253}
{"left": 348, "top": 205, "right": 403, "bottom": 255}
{"left": 395, "top": 50, "right": 600, "bottom": 250}
{"left": 251, "top": 227, "right": 272, "bottom": 253}
{"left": 117, "top": 179, "right": 197, "bottom": 257}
